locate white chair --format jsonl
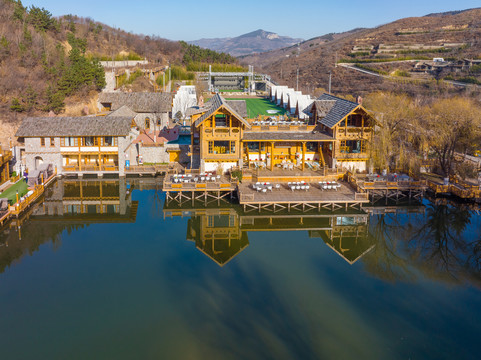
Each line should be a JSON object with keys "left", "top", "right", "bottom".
{"left": 296, "top": 185, "right": 300, "bottom": 190}
{"left": 275, "top": 184, "right": 280, "bottom": 190}
{"left": 327, "top": 185, "right": 332, "bottom": 190}
{"left": 323, "top": 185, "right": 328, "bottom": 191}
{"left": 184, "top": 179, "right": 189, "bottom": 183}
{"left": 300, "top": 185, "right": 305, "bottom": 191}
{"left": 200, "top": 177, "right": 205, "bottom": 181}
{"left": 262, "top": 188, "right": 267, "bottom": 193}
{"left": 206, "top": 176, "right": 210, "bottom": 181}
{"left": 267, "top": 185, "right": 273, "bottom": 191}
{"left": 306, "top": 185, "right": 310, "bottom": 191}
{"left": 290, "top": 185, "right": 295, "bottom": 191}
{"left": 194, "top": 178, "right": 198, "bottom": 182}
{"left": 216, "top": 175, "right": 221, "bottom": 180}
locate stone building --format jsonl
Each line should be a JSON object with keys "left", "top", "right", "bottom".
{"left": 15, "top": 116, "right": 134, "bottom": 176}
{"left": 98, "top": 92, "right": 172, "bottom": 131}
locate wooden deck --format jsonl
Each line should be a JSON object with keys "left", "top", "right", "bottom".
{"left": 238, "top": 181, "right": 368, "bottom": 212}
{"left": 241, "top": 167, "right": 344, "bottom": 183}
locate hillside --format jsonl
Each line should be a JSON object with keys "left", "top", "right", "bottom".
{"left": 0, "top": 0, "right": 238, "bottom": 145}
{"left": 189, "top": 29, "right": 303, "bottom": 57}
{"left": 241, "top": 8, "right": 481, "bottom": 97}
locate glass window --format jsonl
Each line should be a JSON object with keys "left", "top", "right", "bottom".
{"left": 145, "top": 118, "right": 150, "bottom": 129}
{"left": 215, "top": 114, "right": 227, "bottom": 127}
{"left": 84, "top": 137, "right": 94, "bottom": 146}
{"left": 230, "top": 141, "right": 236, "bottom": 154}
{"left": 208, "top": 141, "right": 213, "bottom": 154}
{"left": 40, "top": 138, "right": 45, "bottom": 147}
{"left": 50, "top": 138, "right": 55, "bottom": 147}
{"left": 64, "top": 137, "right": 77, "bottom": 147}
{"left": 213, "top": 141, "right": 230, "bottom": 154}
{"left": 104, "top": 136, "right": 113, "bottom": 146}
{"left": 247, "top": 142, "right": 259, "bottom": 151}
{"left": 306, "top": 142, "right": 317, "bottom": 152}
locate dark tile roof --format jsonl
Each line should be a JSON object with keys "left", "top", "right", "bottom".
{"left": 194, "top": 94, "right": 250, "bottom": 128}
{"left": 15, "top": 116, "right": 133, "bottom": 137}
{"left": 226, "top": 100, "right": 248, "bottom": 118}
{"left": 108, "top": 105, "right": 137, "bottom": 118}
{"left": 313, "top": 94, "right": 360, "bottom": 129}
{"left": 99, "top": 92, "right": 172, "bottom": 113}
{"left": 242, "top": 132, "right": 334, "bottom": 141}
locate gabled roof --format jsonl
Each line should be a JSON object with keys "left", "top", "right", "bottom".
{"left": 15, "top": 116, "right": 133, "bottom": 137}
{"left": 193, "top": 94, "right": 251, "bottom": 128}
{"left": 226, "top": 100, "right": 248, "bottom": 118}
{"left": 109, "top": 105, "right": 137, "bottom": 118}
{"left": 305, "top": 100, "right": 336, "bottom": 118}
{"left": 99, "top": 92, "right": 172, "bottom": 113}
{"left": 311, "top": 94, "right": 362, "bottom": 129}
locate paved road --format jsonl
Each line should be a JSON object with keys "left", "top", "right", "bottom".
{"left": 338, "top": 62, "right": 480, "bottom": 89}
{"left": 103, "top": 71, "right": 116, "bottom": 92}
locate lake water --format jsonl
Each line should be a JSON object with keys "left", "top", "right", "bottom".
{"left": 0, "top": 178, "right": 480, "bottom": 359}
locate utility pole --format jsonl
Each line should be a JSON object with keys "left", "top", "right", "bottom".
{"left": 328, "top": 72, "right": 332, "bottom": 94}
{"left": 296, "top": 67, "right": 299, "bottom": 91}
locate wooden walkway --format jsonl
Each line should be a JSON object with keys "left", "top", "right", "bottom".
{"left": 0, "top": 171, "right": 57, "bottom": 227}
{"left": 348, "top": 173, "right": 428, "bottom": 204}
{"left": 237, "top": 181, "right": 369, "bottom": 213}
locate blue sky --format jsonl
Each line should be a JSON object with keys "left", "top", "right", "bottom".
{"left": 21, "top": 0, "right": 481, "bottom": 41}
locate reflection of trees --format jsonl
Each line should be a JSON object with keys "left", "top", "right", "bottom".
{"left": 364, "top": 204, "right": 481, "bottom": 287}
{"left": 406, "top": 204, "right": 472, "bottom": 281}
{"left": 363, "top": 214, "right": 415, "bottom": 282}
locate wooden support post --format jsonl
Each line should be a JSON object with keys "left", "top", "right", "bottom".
{"left": 270, "top": 142, "right": 275, "bottom": 171}
{"left": 301, "top": 142, "right": 306, "bottom": 171}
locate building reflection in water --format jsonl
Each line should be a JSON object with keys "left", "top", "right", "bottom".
{"left": 0, "top": 178, "right": 138, "bottom": 273}
{"left": 34, "top": 178, "right": 138, "bottom": 223}
{"left": 163, "top": 202, "right": 374, "bottom": 266}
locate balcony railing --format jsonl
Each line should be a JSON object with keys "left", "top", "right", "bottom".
{"left": 337, "top": 151, "right": 369, "bottom": 159}
{"left": 63, "top": 165, "right": 119, "bottom": 172}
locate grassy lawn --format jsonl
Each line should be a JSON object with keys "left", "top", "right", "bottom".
{"left": 230, "top": 98, "right": 288, "bottom": 118}
{"left": 0, "top": 179, "right": 28, "bottom": 204}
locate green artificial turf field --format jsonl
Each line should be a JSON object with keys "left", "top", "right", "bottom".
{"left": 230, "top": 98, "right": 288, "bottom": 118}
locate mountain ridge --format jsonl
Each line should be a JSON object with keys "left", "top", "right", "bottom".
{"left": 188, "top": 29, "right": 303, "bottom": 57}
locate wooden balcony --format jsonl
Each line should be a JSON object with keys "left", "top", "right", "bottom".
{"left": 63, "top": 165, "right": 119, "bottom": 172}
{"left": 336, "top": 127, "right": 372, "bottom": 139}
{"left": 336, "top": 152, "right": 370, "bottom": 160}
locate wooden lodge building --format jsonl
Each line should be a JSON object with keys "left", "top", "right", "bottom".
{"left": 189, "top": 93, "right": 376, "bottom": 174}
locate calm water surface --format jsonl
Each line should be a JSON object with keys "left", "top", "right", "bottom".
{"left": 0, "top": 179, "right": 480, "bottom": 359}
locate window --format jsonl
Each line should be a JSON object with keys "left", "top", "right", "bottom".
{"left": 208, "top": 141, "right": 213, "bottom": 154}
{"left": 145, "top": 118, "right": 150, "bottom": 129}
{"left": 40, "top": 138, "right": 45, "bottom": 147}
{"left": 50, "top": 138, "right": 55, "bottom": 147}
{"left": 306, "top": 142, "right": 317, "bottom": 152}
{"left": 213, "top": 141, "right": 230, "bottom": 154}
{"left": 63, "top": 137, "right": 77, "bottom": 147}
{"left": 215, "top": 114, "right": 227, "bottom": 127}
{"left": 84, "top": 137, "right": 94, "bottom": 146}
{"left": 104, "top": 136, "right": 113, "bottom": 146}
{"left": 230, "top": 141, "right": 236, "bottom": 154}
{"left": 247, "top": 142, "right": 259, "bottom": 151}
